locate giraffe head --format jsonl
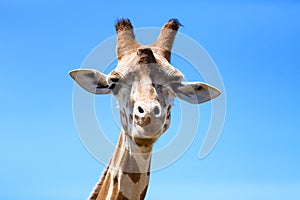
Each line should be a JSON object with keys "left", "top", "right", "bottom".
{"left": 70, "top": 19, "right": 220, "bottom": 146}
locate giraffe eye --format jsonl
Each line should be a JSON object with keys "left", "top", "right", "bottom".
{"left": 108, "top": 83, "right": 116, "bottom": 89}
{"left": 110, "top": 77, "right": 120, "bottom": 83}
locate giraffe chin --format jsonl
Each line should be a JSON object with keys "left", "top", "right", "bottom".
{"left": 132, "top": 124, "right": 163, "bottom": 140}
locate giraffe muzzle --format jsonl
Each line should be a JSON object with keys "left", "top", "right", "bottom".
{"left": 132, "top": 101, "right": 165, "bottom": 137}
{"left": 135, "top": 115, "right": 151, "bottom": 127}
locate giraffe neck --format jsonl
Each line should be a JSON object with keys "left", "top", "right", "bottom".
{"left": 89, "top": 131, "right": 153, "bottom": 200}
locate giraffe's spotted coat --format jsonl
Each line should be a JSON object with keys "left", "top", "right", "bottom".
{"left": 87, "top": 19, "right": 179, "bottom": 200}
{"left": 69, "top": 18, "right": 221, "bottom": 200}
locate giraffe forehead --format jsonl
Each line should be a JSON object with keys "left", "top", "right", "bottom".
{"left": 115, "top": 75, "right": 174, "bottom": 108}
{"left": 111, "top": 51, "right": 177, "bottom": 112}
{"left": 112, "top": 49, "right": 183, "bottom": 84}
{"left": 117, "top": 65, "right": 166, "bottom": 84}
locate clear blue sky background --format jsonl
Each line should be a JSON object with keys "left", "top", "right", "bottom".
{"left": 1, "top": 1, "right": 300, "bottom": 199}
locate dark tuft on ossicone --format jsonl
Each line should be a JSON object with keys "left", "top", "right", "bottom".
{"left": 115, "top": 18, "right": 133, "bottom": 32}
{"left": 164, "top": 18, "right": 183, "bottom": 31}
{"left": 169, "top": 18, "right": 183, "bottom": 26}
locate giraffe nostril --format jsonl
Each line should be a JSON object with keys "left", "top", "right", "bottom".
{"left": 138, "top": 106, "right": 144, "bottom": 114}
{"left": 153, "top": 106, "right": 160, "bottom": 115}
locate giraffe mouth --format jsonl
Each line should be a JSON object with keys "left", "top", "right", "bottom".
{"left": 135, "top": 115, "right": 151, "bottom": 127}
{"left": 133, "top": 123, "right": 163, "bottom": 139}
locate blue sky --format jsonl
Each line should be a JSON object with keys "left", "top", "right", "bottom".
{"left": 1, "top": 1, "right": 300, "bottom": 199}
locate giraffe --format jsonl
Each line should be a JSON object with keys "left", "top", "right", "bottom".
{"left": 69, "top": 19, "right": 220, "bottom": 200}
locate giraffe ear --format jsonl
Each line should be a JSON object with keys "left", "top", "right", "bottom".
{"left": 171, "top": 82, "right": 220, "bottom": 104}
{"left": 69, "top": 69, "right": 111, "bottom": 94}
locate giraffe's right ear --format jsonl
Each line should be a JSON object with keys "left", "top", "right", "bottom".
{"left": 69, "top": 69, "right": 111, "bottom": 94}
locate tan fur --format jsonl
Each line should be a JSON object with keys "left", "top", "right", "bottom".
{"left": 92, "top": 132, "right": 152, "bottom": 200}
{"left": 69, "top": 18, "right": 220, "bottom": 200}
{"left": 116, "top": 19, "right": 140, "bottom": 60}
{"left": 89, "top": 165, "right": 109, "bottom": 200}
{"left": 151, "top": 19, "right": 181, "bottom": 62}
{"left": 89, "top": 19, "right": 180, "bottom": 198}
{"left": 79, "top": 18, "right": 217, "bottom": 200}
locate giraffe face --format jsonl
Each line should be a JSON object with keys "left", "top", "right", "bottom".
{"left": 108, "top": 49, "right": 181, "bottom": 142}
{"left": 69, "top": 19, "right": 221, "bottom": 146}
{"left": 70, "top": 47, "right": 220, "bottom": 145}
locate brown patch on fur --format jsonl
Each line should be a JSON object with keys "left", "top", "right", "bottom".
{"left": 161, "top": 50, "right": 171, "bottom": 62}
{"left": 139, "top": 185, "right": 148, "bottom": 200}
{"left": 113, "top": 146, "right": 141, "bottom": 183}
{"left": 125, "top": 172, "right": 141, "bottom": 184}
{"left": 115, "top": 192, "right": 130, "bottom": 200}
{"left": 165, "top": 123, "right": 169, "bottom": 129}
{"left": 113, "top": 176, "right": 118, "bottom": 186}
{"left": 162, "top": 123, "right": 169, "bottom": 133}
{"left": 122, "top": 154, "right": 141, "bottom": 183}
{"left": 134, "top": 137, "right": 156, "bottom": 146}
{"left": 115, "top": 18, "right": 133, "bottom": 33}
{"left": 166, "top": 112, "right": 171, "bottom": 120}
{"left": 137, "top": 48, "right": 156, "bottom": 64}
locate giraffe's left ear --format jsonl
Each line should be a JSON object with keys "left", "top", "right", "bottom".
{"left": 69, "top": 69, "right": 111, "bottom": 94}
{"left": 171, "top": 82, "right": 221, "bottom": 104}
